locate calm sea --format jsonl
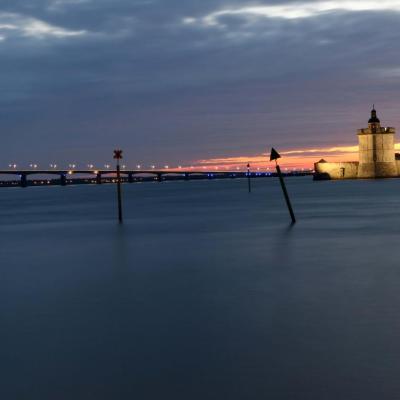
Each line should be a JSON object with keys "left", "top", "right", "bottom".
{"left": 1, "top": 177, "right": 400, "bottom": 399}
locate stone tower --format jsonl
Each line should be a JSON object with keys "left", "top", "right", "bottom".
{"left": 357, "top": 107, "right": 397, "bottom": 178}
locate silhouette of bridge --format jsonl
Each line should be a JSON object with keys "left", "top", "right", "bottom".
{"left": 0, "top": 169, "right": 312, "bottom": 187}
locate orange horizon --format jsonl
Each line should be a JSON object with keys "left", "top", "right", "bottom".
{"left": 180, "top": 143, "right": 400, "bottom": 170}
{"left": 193, "top": 145, "right": 358, "bottom": 170}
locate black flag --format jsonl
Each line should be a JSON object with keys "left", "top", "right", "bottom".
{"left": 270, "top": 148, "right": 281, "bottom": 162}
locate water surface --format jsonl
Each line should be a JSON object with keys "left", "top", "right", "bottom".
{"left": 1, "top": 177, "right": 400, "bottom": 399}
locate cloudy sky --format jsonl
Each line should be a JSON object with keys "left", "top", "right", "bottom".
{"left": 1, "top": 0, "right": 400, "bottom": 168}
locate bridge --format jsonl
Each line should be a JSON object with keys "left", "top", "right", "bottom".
{"left": 0, "top": 169, "right": 313, "bottom": 187}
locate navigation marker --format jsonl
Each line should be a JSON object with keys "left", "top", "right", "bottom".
{"left": 247, "top": 163, "right": 252, "bottom": 193}
{"left": 270, "top": 148, "right": 296, "bottom": 224}
{"left": 113, "top": 149, "right": 123, "bottom": 224}
{"left": 270, "top": 148, "right": 281, "bottom": 162}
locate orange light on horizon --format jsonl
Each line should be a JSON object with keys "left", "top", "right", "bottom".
{"left": 191, "top": 143, "right": 370, "bottom": 170}
{"left": 136, "top": 141, "right": 392, "bottom": 172}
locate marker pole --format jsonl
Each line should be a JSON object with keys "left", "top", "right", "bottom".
{"left": 275, "top": 161, "right": 296, "bottom": 223}
{"left": 247, "top": 164, "right": 251, "bottom": 193}
{"left": 113, "top": 149, "right": 124, "bottom": 224}
{"left": 116, "top": 161, "right": 123, "bottom": 223}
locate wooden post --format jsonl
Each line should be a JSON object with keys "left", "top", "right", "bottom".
{"left": 270, "top": 148, "right": 296, "bottom": 224}
{"left": 113, "top": 150, "right": 123, "bottom": 223}
{"left": 247, "top": 163, "right": 251, "bottom": 193}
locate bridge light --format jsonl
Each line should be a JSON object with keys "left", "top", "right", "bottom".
{"left": 137, "top": 165, "right": 141, "bottom": 169}
{"left": 104, "top": 164, "right": 110, "bottom": 169}
{"left": 87, "top": 164, "right": 94, "bottom": 169}
{"left": 151, "top": 165, "right": 155, "bottom": 169}
{"left": 122, "top": 165, "right": 126, "bottom": 169}
{"left": 68, "top": 170, "right": 73, "bottom": 175}
{"left": 164, "top": 165, "right": 169, "bottom": 169}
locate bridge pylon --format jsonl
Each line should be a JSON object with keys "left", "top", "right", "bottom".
{"left": 60, "top": 174, "right": 67, "bottom": 186}
{"left": 20, "top": 173, "right": 27, "bottom": 188}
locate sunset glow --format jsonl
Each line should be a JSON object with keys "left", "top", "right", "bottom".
{"left": 189, "top": 143, "right": 400, "bottom": 170}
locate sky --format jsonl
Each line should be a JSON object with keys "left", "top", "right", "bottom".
{"left": 1, "top": 0, "right": 400, "bottom": 169}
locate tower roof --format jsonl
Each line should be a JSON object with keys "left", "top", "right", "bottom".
{"left": 368, "top": 106, "right": 380, "bottom": 123}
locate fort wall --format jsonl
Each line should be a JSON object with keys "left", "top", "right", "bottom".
{"left": 314, "top": 161, "right": 359, "bottom": 180}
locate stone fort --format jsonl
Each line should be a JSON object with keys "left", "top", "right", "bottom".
{"left": 314, "top": 107, "right": 400, "bottom": 180}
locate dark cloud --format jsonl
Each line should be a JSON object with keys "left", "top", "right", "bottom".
{"left": 1, "top": 0, "right": 400, "bottom": 167}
